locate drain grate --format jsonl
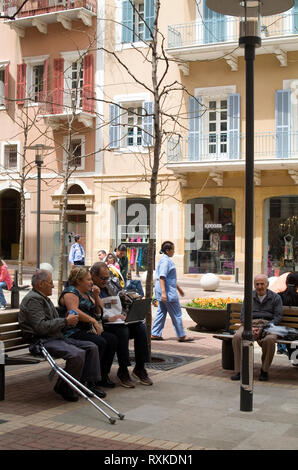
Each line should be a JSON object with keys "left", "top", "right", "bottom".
{"left": 130, "top": 351, "right": 202, "bottom": 371}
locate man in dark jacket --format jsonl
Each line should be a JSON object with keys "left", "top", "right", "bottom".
{"left": 90, "top": 262, "right": 153, "bottom": 388}
{"left": 231, "top": 274, "right": 283, "bottom": 382}
{"left": 19, "top": 270, "right": 103, "bottom": 401}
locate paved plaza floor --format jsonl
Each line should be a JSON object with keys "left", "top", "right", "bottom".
{"left": 0, "top": 277, "right": 297, "bottom": 451}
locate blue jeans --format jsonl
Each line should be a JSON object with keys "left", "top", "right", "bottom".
{"left": 0, "top": 282, "right": 7, "bottom": 307}
{"left": 152, "top": 300, "right": 186, "bottom": 338}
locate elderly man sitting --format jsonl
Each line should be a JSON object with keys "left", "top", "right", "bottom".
{"left": 231, "top": 273, "right": 283, "bottom": 382}
{"left": 19, "top": 269, "right": 104, "bottom": 401}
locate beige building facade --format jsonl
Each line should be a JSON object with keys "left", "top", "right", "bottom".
{"left": 0, "top": 0, "right": 297, "bottom": 280}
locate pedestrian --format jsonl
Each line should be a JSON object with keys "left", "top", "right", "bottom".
{"left": 0, "top": 259, "right": 13, "bottom": 310}
{"left": 115, "top": 244, "right": 129, "bottom": 284}
{"left": 98, "top": 250, "right": 107, "bottom": 262}
{"left": 278, "top": 272, "right": 298, "bottom": 358}
{"left": 151, "top": 241, "right": 194, "bottom": 342}
{"left": 69, "top": 235, "right": 85, "bottom": 266}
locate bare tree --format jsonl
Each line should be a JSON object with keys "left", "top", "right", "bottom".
{"left": 96, "top": 0, "right": 206, "bottom": 346}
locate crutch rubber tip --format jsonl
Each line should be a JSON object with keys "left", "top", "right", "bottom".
{"left": 109, "top": 418, "right": 116, "bottom": 425}
{"left": 119, "top": 414, "right": 125, "bottom": 420}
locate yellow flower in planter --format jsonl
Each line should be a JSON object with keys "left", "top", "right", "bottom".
{"left": 187, "top": 297, "right": 242, "bottom": 310}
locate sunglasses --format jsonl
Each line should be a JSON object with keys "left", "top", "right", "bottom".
{"left": 99, "top": 276, "right": 110, "bottom": 281}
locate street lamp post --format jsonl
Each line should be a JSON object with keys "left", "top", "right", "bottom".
{"left": 35, "top": 145, "right": 44, "bottom": 269}
{"left": 26, "top": 144, "right": 49, "bottom": 268}
{"left": 206, "top": 0, "right": 294, "bottom": 412}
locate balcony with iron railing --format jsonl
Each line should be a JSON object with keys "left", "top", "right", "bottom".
{"left": 167, "top": 132, "right": 298, "bottom": 171}
{"left": 4, "top": 0, "right": 96, "bottom": 35}
{"left": 167, "top": 11, "right": 298, "bottom": 65}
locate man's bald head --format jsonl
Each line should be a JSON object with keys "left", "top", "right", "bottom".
{"left": 254, "top": 274, "right": 269, "bottom": 296}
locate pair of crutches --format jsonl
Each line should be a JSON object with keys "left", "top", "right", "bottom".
{"left": 39, "top": 342, "right": 125, "bottom": 425}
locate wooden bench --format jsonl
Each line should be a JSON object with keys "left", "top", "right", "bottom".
{"left": 0, "top": 310, "right": 42, "bottom": 400}
{"left": 214, "top": 303, "right": 298, "bottom": 370}
{"left": 6, "top": 269, "right": 30, "bottom": 309}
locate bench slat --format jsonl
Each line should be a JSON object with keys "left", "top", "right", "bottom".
{"left": 0, "top": 323, "right": 20, "bottom": 334}
{"left": 0, "top": 312, "right": 19, "bottom": 323}
{"left": 3, "top": 338, "right": 26, "bottom": 349}
{"left": 0, "top": 331, "right": 22, "bottom": 341}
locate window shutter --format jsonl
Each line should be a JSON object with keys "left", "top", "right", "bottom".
{"left": 83, "top": 54, "right": 94, "bottom": 113}
{"left": 122, "top": 0, "right": 133, "bottom": 43}
{"left": 228, "top": 93, "right": 240, "bottom": 160}
{"left": 203, "top": 1, "right": 226, "bottom": 44}
{"left": 53, "top": 58, "right": 64, "bottom": 114}
{"left": 144, "top": 0, "right": 155, "bottom": 41}
{"left": 188, "top": 96, "right": 201, "bottom": 161}
{"left": 293, "top": 0, "right": 298, "bottom": 33}
{"left": 41, "top": 58, "right": 48, "bottom": 104}
{"left": 275, "top": 90, "right": 291, "bottom": 159}
{"left": 4, "top": 64, "right": 9, "bottom": 107}
{"left": 16, "top": 63, "right": 26, "bottom": 105}
{"left": 142, "top": 101, "right": 154, "bottom": 147}
{"left": 109, "top": 103, "right": 120, "bottom": 149}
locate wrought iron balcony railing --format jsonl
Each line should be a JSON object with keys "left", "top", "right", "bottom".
{"left": 167, "top": 132, "right": 298, "bottom": 164}
{"left": 168, "top": 12, "right": 298, "bottom": 49}
{"left": 3, "top": 0, "right": 97, "bottom": 18}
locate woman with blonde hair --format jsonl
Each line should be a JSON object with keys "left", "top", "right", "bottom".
{"left": 58, "top": 267, "right": 118, "bottom": 392}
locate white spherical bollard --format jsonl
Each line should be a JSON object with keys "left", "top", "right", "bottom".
{"left": 200, "top": 273, "right": 220, "bottom": 291}
{"left": 140, "top": 271, "right": 157, "bottom": 282}
{"left": 40, "top": 262, "right": 54, "bottom": 273}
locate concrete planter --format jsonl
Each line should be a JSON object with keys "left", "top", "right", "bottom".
{"left": 183, "top": 306, "right": 226, "bottom": 331}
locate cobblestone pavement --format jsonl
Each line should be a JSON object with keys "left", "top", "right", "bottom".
{"left": 1, "top": 278, "right": 298, "bottom": 451}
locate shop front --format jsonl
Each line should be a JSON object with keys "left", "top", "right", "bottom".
{"left": 264, "top": 195, "right": 298, "bottom": 277}
{"left": 185, "top": 196, "right": 235, "bottom": 274}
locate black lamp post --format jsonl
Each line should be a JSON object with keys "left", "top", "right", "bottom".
{"left": 35, "top": 144, "right": 44, "bottom": 269}
{"left": 206, "top": 0, "right": 294, "bottom": 412}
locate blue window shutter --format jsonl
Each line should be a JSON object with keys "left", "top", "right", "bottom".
{"left": 228, "top": 93, "right": 240, "bottom": 160}
{"left": 203, "top": 0, "right": 226, "bottom": 44}
{"left": 122, "top": 0, "right": 133, "bottom": 43}
{"left": 144, "top": 0, "right": 155, "bottom": 41}
{"left": 142, "top": 101, "right": 154, "bottom": 147}
{"left": 188, "top": 96, "right": 201, "bottom": 161}
{"left": 275, "top": 90, "right": 291, "bottom": 159}
{"left": 109, "top": 104, "right": 120, "bottom": 149}
{"left": 293, "top": 1, "right": 298, "bottom": 33}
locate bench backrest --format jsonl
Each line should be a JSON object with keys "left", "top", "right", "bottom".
{"left": 226, "top": 303, "right": 298, "bottom": 333}
{"left": 0, "top": 311, "right": 27, "bottom": 353}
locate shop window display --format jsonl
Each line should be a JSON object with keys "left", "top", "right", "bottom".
{"left": 266, "top": 197, "right": 298, "bottom": 277}
{"left": 186, "top": 197, "right": 235, "bottom": 275}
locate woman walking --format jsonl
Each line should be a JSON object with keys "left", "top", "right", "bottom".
{"left": 151, "top": 241, "right": 194, "bottom": 342}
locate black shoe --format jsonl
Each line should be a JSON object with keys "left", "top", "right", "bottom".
{"left": 87, "top": 383, "right": 107, "bottom": 398}
{"left": 54, "top": 379, "right": 79, "bottom": 402}
{"left": 259, "top": 369, "right": 268, "bottom": 381}
{"left": 231, "top": 372, "right": 241, "bottom": 381}
{"left": 96, "top": 376, "right": 116, "bottom": 389}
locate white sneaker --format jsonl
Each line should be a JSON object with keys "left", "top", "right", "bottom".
{"left": 0, "top": 305, "right": 6, "bottom": 310}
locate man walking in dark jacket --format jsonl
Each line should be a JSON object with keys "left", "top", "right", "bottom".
{"left": 231, "top": 274, "right": 283, "bottom": 382}
{"left": 19, "top": 270, "right": 103, "bottom": 401}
